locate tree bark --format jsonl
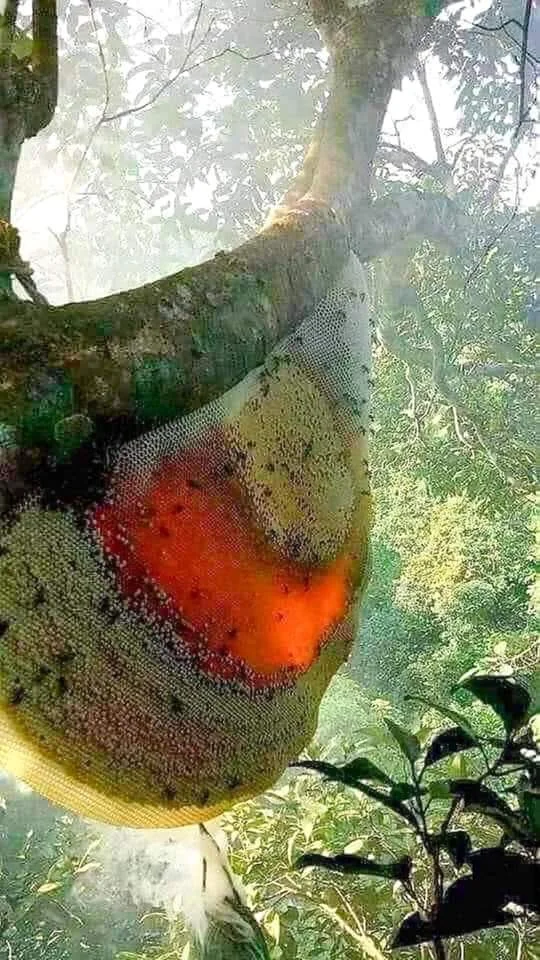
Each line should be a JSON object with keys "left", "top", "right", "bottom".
{"left": 0, "top": 0, "right": 58, "bottom": 294}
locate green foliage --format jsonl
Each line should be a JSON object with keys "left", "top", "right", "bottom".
{"left": 351, "top": 475, "right": 536, "bottom": 706}
{"left": 293, "top": 671, "right": 540, "bottom": 956}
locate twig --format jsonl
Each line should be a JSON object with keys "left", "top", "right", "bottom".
{"left": 485, "top": 126, "right": 526, "bottom": 203}
{"left": 516, "top": 0, "right": 534, "bottom": 134}
{"left": 404, "top": 363, "right": 423, "bottom": 440}
{"left": 327, "top": 881, "right": 365, "bottom": 935}
{"left": 48, "top": 225, "right": 75, "bottom": 301}
{"left": 392, "top": 112, "right": 415, "bottom": 148}
{"left": 67, "top": 0, "right": 111, "bottom": 195}
{"left": 451, "top": 406, "right": 473, "bottom": 449}
{"left": 378, "top": 141, "right": 433, "bottom": 177}
{"left": 272, "top": 881, "right": 387, "bottom": 960}
{"left": 464, "top": 203, "right": 519, "bottom": 286}
{"left": 471, "top": 15, "right": 539, "bottom": 65}
{"left": 102, "top": 47, "right": 271, "bottom": 124}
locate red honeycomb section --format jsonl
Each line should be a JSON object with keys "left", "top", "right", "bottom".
{"left": 91, "top": 437, "right": 352, "bottom": 680}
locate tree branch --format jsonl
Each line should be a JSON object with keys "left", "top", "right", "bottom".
{"left": 485, "top": 127, "right": 526, "bottom": 203}
{"left": 377, "top": 140, "right": 433, "bottom": 177}
{"left": 416, "top": 56, "right": 446, "bottom": 166}
{"left": 516, "top": 0, "right": 534, "bottom": 133}
{"left": 274, "top": 0, "right": 449, "bottom": 228}
{"left": 102, "top": 47, "right": 272, "bottom": 124}
{"left": 0, "top": 0, "right": 456, "bottom": 483}
{"left": 0, "top": 203, "right": 349, "bottom": 427}
{"left": 29, "top": 0, "right": 58, "bottom": 135}
{"left": 353, "top": 190, "right": 467, "bottom": 260}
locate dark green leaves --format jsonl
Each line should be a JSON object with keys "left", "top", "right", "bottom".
{"left": 390, "top": 782, "right": 423, "bottom": 803}
{"left": 425, "top": 726, "right": 477, "bottom": 767}
{"left": 522, "top": 790, "right": 540, "bottom": 841}
{"left": 290, "top": 757, "right": 392, "bottom": 788}
{"left": 337, "top": 756, "right": 394, "bottom": 786}
{"left": 404, "top": 694, "right": 475, "bottom": 738}
{"left": 434, "top": 875, "right": 513, "bottom": 938}
{"left": 384, "top": 718, "right": 421, "bottom": 765}
{"left": 392, "top": 849, "right": 540, "bottom": 948}
{"left": 291, "top": 672, "right": 539, "bottom": 958}
{"left": 434, "top": 830, "right": 471, "bottom": 868}
{"left": 468, "top": 847, "right": 540, "bottom": 913}
{"left": 449, "top": 779, "right": 517, "bottom": 817}
{"left": 391, "top": 911, "right": 433, "bottom": 949}
{"left": 295, "top": 853, "right": 412, "bottom": 883}
{"left": 291, "top": 759, "right": 418, "bottom": 827}
{"left": 449, "top": 779, "right": 531, "bottom": 844}
{"left": 456, "top": 674, "right": 531, "bottom": 733}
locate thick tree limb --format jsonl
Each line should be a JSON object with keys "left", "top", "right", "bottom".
{"left": 0, "top": 203, "right": 349, "bottom": 426}
{"left": 0, "top": 0, "right": 450, "bottom": 457}
{"left": 0, "top": 0, "right": 58, "bottom": 221}
{"left": 1, "top": 1, "right": 20, "bottom": 50}
{"left": 0, "top": 186, "right": 466, "bottom": 430}
{"left": 290, "top": 0, "right": 449, "bottom": 224}
{"left": 353, "top": 190, "right": 466, "bottom": 260}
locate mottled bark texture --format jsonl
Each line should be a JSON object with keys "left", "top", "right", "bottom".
{"left": 0, "top": 0, "right": 453, "bottom": 459}
{"left": 0, "top": 0, "right": 57, "bottom": 303}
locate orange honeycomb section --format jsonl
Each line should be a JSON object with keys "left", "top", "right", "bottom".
{"left": 91, "top": 442, "right": 353, "bottom": 679}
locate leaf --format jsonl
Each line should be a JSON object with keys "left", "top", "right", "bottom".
{"left": 427, "top": 779, "right": 452, "bottom": 800}
{"left": 390, "top": 782, "right": 423, "bottom": 803}
{"left": 456, "top": 674, "right": 531, "bottom": 733}
{"left": 468, "top": 847, "right": 540, "bottom": 912}
{"left": 391, "top": 911, "right": 433, "bottom": 949}
{"left": 36, "top": 881, "right": 62, "bottom": 895}
{"left": 295, "top": 852, "right": 412, "bottom": 882}
{"left": 75, "top": 860, "right": 101, "bottom": 875}
{"left": 434, "top": 875, "right": 513, "bottom": 938}
{"left": 404, "top": 695, "right": 475, "bottom": 738}
{"left": 435, "top": 830, "right": 472, "bottom": 868}
{"left": 449, "top": 779, "right": 531, "bottom": 844}
{"left": 286, "top": 833, "right": 297, "bottom": 867}
{"left": 265, "top": 911, "right": 280, "bottom": 944}
{"left": 291, "top": 756, "right": 392, "bottom": 788}
{"left": 521, "top": 789, "right": 540, "bottom": 841}
{"left": 350, "top": 780, "right": 419, "bottom": 828}
{"left": 291, "top": 761, "right": 418, "bottom": 827}
{"left": 340, "top": 756, "right": 394, "bottom": 786}
{"left": 343, "top": 838, "right": 365, "bottom": 854}
{"left": 424, "top": 727, "right": 477, "bottom": 767}
{"left": 449, "top": 779, "right": 516, "bottom": 816}
{"left": 384, "top": 718, "right": 421, "bottom": 765}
